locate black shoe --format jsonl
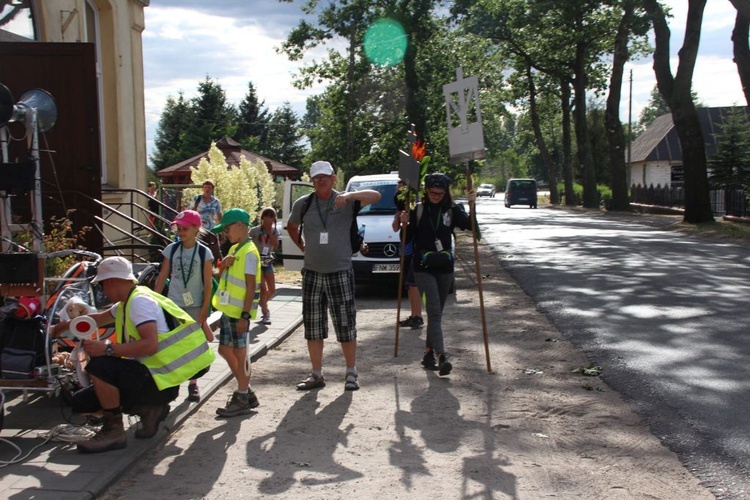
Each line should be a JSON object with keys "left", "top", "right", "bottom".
{"left": 399, "top": 316, "right": 414, "bottom": 327}
{"left": 438, "top": 354, "right": 453, "bottom": 376}
{"left": 421, "top": 351, "right": 438, "bottom": 370}
{"left": 187, "top": 383, "right": 200, "bottom": 402}
{"left": 411, "top": 316, "right": 424, "bottom": 328}
{"left": 247, "top": 390, "right": 260, "bottom": 409}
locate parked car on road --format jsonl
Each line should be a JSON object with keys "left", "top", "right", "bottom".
{"left": 504, "top": 178, "right": 537, "bottom": 208}
{"left": 477, "top": 183, "right": 496, "bottom": 198}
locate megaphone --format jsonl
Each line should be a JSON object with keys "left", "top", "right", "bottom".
{"left": 0, "top": 83, "right": 57, "bottom": 133}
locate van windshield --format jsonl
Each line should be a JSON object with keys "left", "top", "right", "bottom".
{"left": 511, "top": 180, "right": 536, "bottom": 190}
{"left": 347, "top": 181, "right": 398, "bottom": 215}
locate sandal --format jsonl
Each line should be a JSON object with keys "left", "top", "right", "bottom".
{"left": 297, "top": 373, "right": 326, "bottom": 391}
{"left": 344, "top": 371, "right": 359, "bottom": 391}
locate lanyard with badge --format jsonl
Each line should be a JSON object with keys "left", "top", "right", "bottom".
{"left": 217, "top": 238, "right": 249, "bottom": 305}
{"left": 179, "top": 243, "right": 198, "bottom": 306}
{"left": 261, "top": 229, "right": 271, "bottom": 257}
{"left": 315, "top": 195, "right": 333, "bottom": 244}
{"left": 427, "top": 204, "right": 445, "bottom": 251}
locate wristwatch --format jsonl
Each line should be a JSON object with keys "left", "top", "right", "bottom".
{"left": 104, "top": 339, "right": 115, "bottom": 356}
{"left": 240, "top": 311, "right": 251, "bottom": 320}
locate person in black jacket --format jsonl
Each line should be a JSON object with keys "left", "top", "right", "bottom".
{"left": 402, "top": 173, "right": 476, "bottom": 375}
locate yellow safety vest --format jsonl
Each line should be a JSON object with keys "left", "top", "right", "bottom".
{"left": 116, "top": 286, "right": 215, "bottom": 391}
{"left": 212, "top": 238, "right": 261, "bottom": 319}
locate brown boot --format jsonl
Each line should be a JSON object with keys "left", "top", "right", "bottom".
{"left": 133, "top": 404, "right": 170, "bottom": 439}
{"left": 77, "top": 411, "right": 127, "bottom": 454}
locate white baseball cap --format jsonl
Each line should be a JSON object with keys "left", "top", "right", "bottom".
{"left": 92, "top": 256, "right": 137, "bottom": 283}
{"left": 310, "top": 160, "right": 334, "bottom": 178}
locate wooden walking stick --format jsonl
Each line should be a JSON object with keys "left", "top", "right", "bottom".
{"left": 443, "top": 67, "right": 490, "bottom": 371}
{"left": 465, "top": 164, "right": 491, "bottom": 372}
{"left": 394, "top": 189, "right": 411, "bottom": 357}
{"left": 395, "top": 125, "right": 422, "bottom": 357}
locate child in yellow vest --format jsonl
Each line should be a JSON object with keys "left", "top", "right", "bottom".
{"left": 210, "top": 208, "right": 262, "bottom": 417}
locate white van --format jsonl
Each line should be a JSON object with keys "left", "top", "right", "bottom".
{"left": 280, "top": 174, "right": 401, "bottom": 285}
{"left": 346, "top": 173, "right": 401, "bottom": 285}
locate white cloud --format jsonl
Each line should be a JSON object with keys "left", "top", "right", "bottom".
{"left": 143, "top": 4, "right": 326, "bottom": 163}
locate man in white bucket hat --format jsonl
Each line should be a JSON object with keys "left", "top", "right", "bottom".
{"left": 51, "top": 256, "right": 214, "bottom": 453}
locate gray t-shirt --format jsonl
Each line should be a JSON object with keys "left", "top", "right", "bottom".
{"left": 289, "top": 191, "right": 354, "bottom": 273}
{"left": 161, "top": 241, "right": 213, "bottom": 308}
{"left": 249, "top": 225, "right": 279, "bottom": 258}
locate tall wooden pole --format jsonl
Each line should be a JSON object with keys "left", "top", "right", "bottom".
{"left": 465, "top": 164, "right": 491, "bottom": 372}
{"left": 394, "top": 189, "right": 411, "bottom": 357}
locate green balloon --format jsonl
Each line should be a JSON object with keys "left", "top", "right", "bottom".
{"left": 364, "top": 19, "right": 407, "bottom": 67}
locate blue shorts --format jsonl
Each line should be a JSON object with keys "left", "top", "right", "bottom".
{"left": 219, "top": 314, "right": 249, "bottom": 348}
{"left": 261, "top": 264, "right": 274, "bottom": 274}
{"left": 301, "top": 268, "right": 357, "bottom": 342}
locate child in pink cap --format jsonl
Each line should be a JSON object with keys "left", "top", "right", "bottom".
{"left": 154, "top": 209, "right": 215, "bottom": 402}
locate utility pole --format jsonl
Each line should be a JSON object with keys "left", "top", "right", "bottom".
{"left": 627, "top": 69, "right": 633, "bottom": 188}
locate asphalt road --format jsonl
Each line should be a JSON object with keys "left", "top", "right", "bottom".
{"left": 475, "top": 196, "right": 750, "bottom": 499}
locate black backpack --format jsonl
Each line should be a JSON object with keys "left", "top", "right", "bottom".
{"left": 298, "top": 193, "right": 363, "bottom": 254}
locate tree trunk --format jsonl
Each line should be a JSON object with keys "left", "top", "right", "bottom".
{"left": 561, "top": 79, "right": 575, "bottom": 206}
{"left": 526, "top": 64, "right": 559, "bottom": 204}
{"left": 346, "top": 22, "right": 357, "bottom": 174}
{"left": 645, "top": 0, "right": 713, "bottom": 223}
{"left": 573, "top": 42, "right": 597, "bottom": 208}
{"left": 402, "top": 0, "right": 431, "bottom": 139}
{"left": 732, "top": 8, "right": 750, "bottom": 105}
{"left": 605, "top": 4, "right": 633, "bottom": 212}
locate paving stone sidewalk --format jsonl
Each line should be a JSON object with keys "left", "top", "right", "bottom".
{"left": 0, "top": 285, "right": 302, "bottom": 499}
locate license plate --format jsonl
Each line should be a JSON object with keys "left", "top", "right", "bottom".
{"left": 372, "top": 263, "right": 400, "bottom": 273}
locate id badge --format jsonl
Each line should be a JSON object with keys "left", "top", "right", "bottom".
{"left": 435, "top": 239, "right": 444, "bottom": 252}
{"left": 262, "top": 245, "right": 270, "bottom": 255}
{"left": 320, "top": 232, "right": 329, "bottom": 244}
{"left": 182, "top": 291, "right": 194, "bottom": 306}
{"left": 218, "top": 290, "right": 230, "bottom": 305}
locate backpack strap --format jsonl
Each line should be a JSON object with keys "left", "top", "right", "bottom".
{"left": 169, "top": 241, "right": 180, "bottom": 262}
{"left": 297, "top": 193, "right": 315, "bottom": 245}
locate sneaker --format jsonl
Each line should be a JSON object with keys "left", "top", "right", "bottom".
{"left": 133, "top": 404, "right": 170, "bottom": 439}
{"left": 296, "top": 373, "right": 326, "bottom": 390}
{"left": 216, "top": 391, "right": 255, "bottom": 418}
{"left": 399, "top": 316, "right": 414, "bottom": 327}
{"left": 187, "top": 383, "right": 200, "bottom": 402}
{"left": 411, "top": 316, "right": 424, "bottom": 328}
{"left": 261, "top": 314, "right": 271, "bottom": 325}
{"left": 438, "top": 354, "right": 453, "bottom": 376}
{"left": 77, "top": 412, "right": 127, "bottom": 454}
{"left": 421, "top": 351, "right": 438, "bottom": 371}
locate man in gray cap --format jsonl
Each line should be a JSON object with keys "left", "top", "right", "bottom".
{"left": 286, "top": 161, "right": 381, "bottom": 392}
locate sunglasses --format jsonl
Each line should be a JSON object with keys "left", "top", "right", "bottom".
{"left": 427, "top": 190, "right": 446, "bottom": 197}
{"left": 312, "top": 175, "right": 333, "bottom": 183}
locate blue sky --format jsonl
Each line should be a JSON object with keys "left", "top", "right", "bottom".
{"left": 142, "top": 0, "right": 745, "bottom": 164}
